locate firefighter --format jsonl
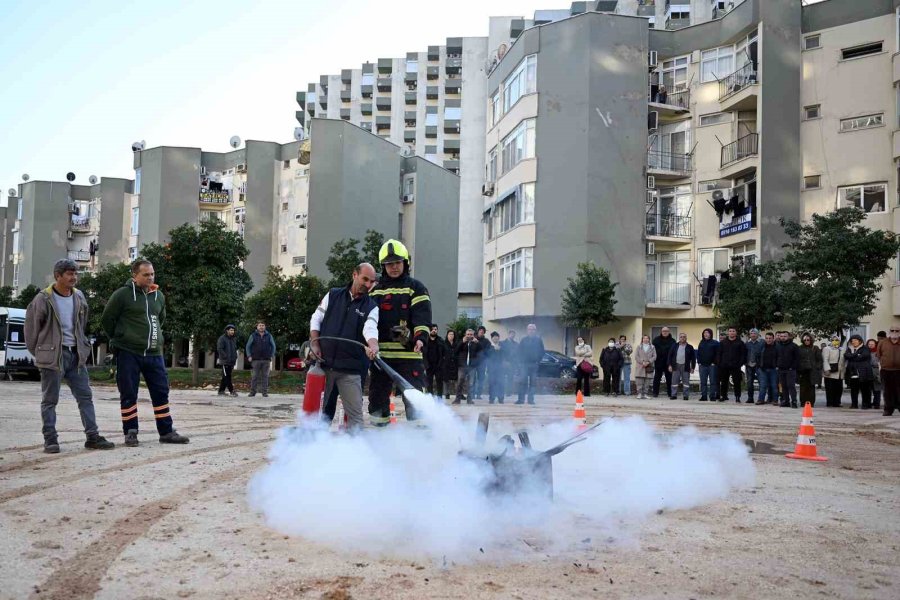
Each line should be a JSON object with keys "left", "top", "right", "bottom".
{"left": 368, "top": 239, "right": 432, "bottom": 425}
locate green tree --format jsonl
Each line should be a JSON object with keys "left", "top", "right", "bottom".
{"left": 0, "top": 286, "right": 13, "bottom": 307}
{"left": 325, "top": 229, "right": 385, "bottom": 288}
{"left": 141, "top": 219, "right": 253, "bottom": 385}
{"left": 242, "top": 266, "right": 327, "bottom": 367}
{"left": 10, "top": 284, "right": 41, "bottom": 309}
{"left": 715, "top": 262, "right": 784, "bottom": 333}
{"left": 560, "top": 262, "right": 618, "bottom": 328}
{"left": 445, "top": 313, "right": 482, "bottom": 337}
{"left": 780, "top": 207, "right": 900, "bottom": 339}
{"left": 77, "top": 262, "right": 133, "bottom": 338}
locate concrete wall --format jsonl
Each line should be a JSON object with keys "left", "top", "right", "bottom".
{"left": 97, "top": 178, "right": 133, "bottom": 267}
{"left": 0, "top": 206, "right": 8, "bottom": 287}
{"left": 18, "top": 181, "right": 70, "bottom": 289}
{"left": 135, "top": 147, "right": 203, "bottom": 248}
{"left": 801, "top": 0, "right": 895, "bottom": 33}
{"left": 244, "top": 141, "right": 281, "bottom": 287}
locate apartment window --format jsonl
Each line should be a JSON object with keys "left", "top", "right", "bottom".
{"left": 11, "top": 264, "right": 19, "bottom": 288}
{"left": 804, "top": 35, "right": 820, "bottom": 51}
{"left": 700, "top": 46, "right": 734, "bottom": 82}
{"left": 486, "top": 147, "right": 498, "bottom": 182}
{"left": 444, "top": 106, "right": 461, "bottom": 121}
{"left": 130, "top": 207, "right": 139, "bottom": 236}
{"left": 12, "top": 231, "right": 20, "bottom": 254}
{"left": 803, "top": 175, "right": 821, "bottom": 190}
{"left": 492, "top": 183, "right": 535, "bottom": 236}
{"left": 128, "top": 247, "right": 138, "bottom": 261}
{"left": 360, "top": 121, "right": 372, "bottom": 131}
{"left": 201, "top": 210, "right": 224, "bottom": 222}
{"left": 698, "top": 248, "right": 730, "bottom": 280}
{"left": 134, "top": 168, "right": 142, "bottom": 195}
{"left": 660, "top": 56, "right": 689, "bottom": 91}
{"left": 283, "top": 160, "right": 291, "bottom": 169}
{"left": 699, "top": 112, "right": 730, "bottom": 127}
{"left": 498, "top": 248, "right": 533, "bottom": 293}
{"left": 838, "top": 183, "right": 887, "bottom": 213}
{"left": 490, "top": 91, "right": 501, "bottom": 127}
{"left": 731, "top": 242, "right": 757, "bottom": 274}
{"left": 406, "top": 60, "right": 418, "bottom": 73}
{"left": 502, "top": 54, "right": 537, "bottom": 113}
{"left": 404, "top": 177, "right": 415, "bottom": 196}
{"left": 361, "top": 73, "right": 374, "bottom": 87}
{"left": 425, "top": 112, "right": 438, "bottom": 127}
{"left": 841, "top": 41, "right": 883, "bottom": 61}
{"left": 804, "top": 104, "right": 821, "bottom": 120}
{"left": 500, "top": 119, "right": 536, "bottom": 175}
{"left": 653, "top": 251, "right": 691, "bottom": 304}
{"left": 292, "top": 256, "right": 306, "bottom": 267}
{"left": 278, "top": 243, "right": 286, "bottom": 253}
{"left": 840, "top": 113, "right": 883, "bottom": 132}
{"left": 486, "top": 261, "right": 495, "bottom": 297}
{"left": 698, "top": 179, "right": 731, "bottom": 192}
{"left": 16, "top": 199, "right": 22, "bottom": 220}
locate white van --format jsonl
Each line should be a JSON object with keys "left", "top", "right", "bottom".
{"left": 0, "top": 307, "right": 38, "bottom": 380}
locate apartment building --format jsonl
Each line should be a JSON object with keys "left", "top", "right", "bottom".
{"left": 480, "top": 0, "right": 900, "bottom": 351}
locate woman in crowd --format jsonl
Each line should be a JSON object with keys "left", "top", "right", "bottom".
{"left": 798, "top": 333, "right": 823, "bottom": 407}
{"left": 574, "top": 336, "right": 593, "bottom": 397}
{"left": 822, "top": 335, "right": 844, "bottom": 407}
{"left": 844, "top": 334, "right": 874, "bottom": 409}
{"left": 442, "top": 330, "right": 459, "bottom": 400}
{"left": 634, "top": 335, "right": 657, "bottom": 399}
{"left": 867, "top": 338, "right": 882, "bottom": 410}
{"left": 599, "top": 337, "right": 624, "bottom": 396}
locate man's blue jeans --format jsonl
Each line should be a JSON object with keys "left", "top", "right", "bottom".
{"left": 619, "top": 363, "right": 632, "bottom": 394}
{"left": 757, "top": 367, "right": 778, "bottom": 402}
{"left": 698, "top": 364, "right": 718, "bottom": 399}
{"left": 40, "top": 348, "right": 98, "bottom": 441}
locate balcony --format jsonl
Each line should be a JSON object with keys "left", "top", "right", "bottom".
{"left": 425, "top": 126, "right": 437, "bottom": 138}
{"left": 361, "top": 85, "right": 373, "bottom": 98}
{"left": 405, "top": 92, "right": 417, "bottom": 105}
{"left": 445, "top": 79, "right": 461, "bottom": 94}
{"left": 199, "top": 190, "right": 231, "bottom": 205}
{"left": 719, "top": 63, "right": 758, "bottom": 103}
{"left": 375, "top": 97, "right": 391, "bottom": 111}
{"left": 665, "top": 16, "right": 690, "bottom": 30}
{"left": 647, "top": 150, "right": 692, "bottom": 177}
{"left": 646, "top": 212, "right": 692, "bottom": 239}
{"left": 427, "top": 46, "right": 439, "bottom": 61}
{"left": 647, "top": 281, "right": 691, "bottom": 307}
{"left": 341, "top": 69, "right": 352, "bottom": 84}
{"left": 404, "top": 111, "right": 417, "bottom": 124}
{"left": 405, "top": 71, "right": 417, "bottom": 84}
{"left": 426, "top": 66, "right": 439, "bottom": 80}
{"left": 340, "top": 90, "right": 351, "bottom": 102}
{"left": 361, "top": 103, "right": 372, "bottom": 115}
{"left": 443, "top": 159, "right": 460, "bottom": 172}
{"left": 375, "top": 116, "right": 391, "bottom": 131}
{"left": 340, "top": 108, "right": 350, "bottom": 120}
{"left": 68, "top": 250, "right": 90, "bottom": 262}
{"left": 426, "top": 86, "right": 439, "bottom": 99}
{"left": 649, "top": 87, "right": 690, "bottom": 113}
{"left": 404, "top": 129, "right": 416, "bottom": 143}
{"left": 444, "top": 119, "right": 460, "bottom": 133}
{"left": 69, "top": 215, "right": 92, "bottom": 232}
{"left": 443, "top": 138, "right": 460, "bottom": 153}
{"left": 377, "top": 77, "right": 392, "bottom": 92}
{"left": 720, "top": 133, "right": 758, "bottom": 168}
{"left": 377, "top": 58, "right": 392, "bottom": 74}
{"left": 445, "top": 57, "right": 462, "bottom": 74}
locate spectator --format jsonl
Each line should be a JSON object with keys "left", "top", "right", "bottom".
{"left": 775, "top": 331, "right": 800, "bottom": 408}
{"left": 454, "top": 329, "right": 481, "bottom": 405}
{"left": 246, "top": 322, "right": 276, "bottom": 397}
{"left": 424, "top": 324, "right": 446, "bottom": 397}
{"left": 657, "top": 84, "right": 668, "bottom": 104}
{"left": 599, "top": 338, "right": 624, "bottom": 396}
{"left": 634, "top": 335, "right": 657, "bottom": 399}
{"left": 486, "top": 331, "right": 505, "bottom": 403}
{"left": 25, "top": 259, "right": 115, "bottom": 453}
{"left": 216, "top": 324, "right": 239, "bottom": 397}
{"left": 517, "top": 323, "right": 545, "bottom": 405}
{"left": 697, "top": 328, "right": 720, "bottom": 402}
{"left": 618, "top": 335, "right": 633, "bottom": 396}
{"left": 817, "top": 343, "right": 827, "bottom": 389}
{"left": 876, "top": 325, "right": 900, "bottom": 416}
{"left": 667, "top": 332, "right": 696, "bottom": 400}
{"left": 877, "top": 330, "right": 887, "bottom": 342}
{"left": 745, "top": 328, "right": 764, "bottom": 403}
{"left": 717, "top": 327, "right": 748, "bottom": 403}
{"left": 844, "top": 334, "right": 874, "bottom": 409}
{"left": 472, "top": 326, "right": 490, "bottom": 400}
{"left": 651, "top": 327, "right": 676, "bottom": 398}
{"left": 442, "top": 330, "right": 459, "bottom": 400}
{"left": 574, "top": 336, "right": 593, "bottom": 397}
{"left": 797, "top": 333, "right": 823, "bottom": 407}
{"left": 867, "top": 339, "right": 882, "bottom": 410}
{"left": 822, "top": 335, "right": 844, "bottom": 407}
{"left": 500, "top": 330, "right": 519, "bottom": 397}
{"left": 756, "top": 332, "right": 779, "bottom": 404}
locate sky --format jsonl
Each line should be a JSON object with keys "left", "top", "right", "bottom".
{"left": 0, "top": 0, "right": 555, "bottom": 207}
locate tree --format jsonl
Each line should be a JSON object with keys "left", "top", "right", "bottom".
{"left": 780, "top": 207, "right": 900, "bottom": 339}
{"left": 715, "top": 262, "right": 784, "bottom": 333}
{"left": 242, "top": 266, "right": 327, "bottom": 366}
{"left": 10, "top": 284, "right": 41, "bottom": 309}
{"left": 77, "top": 262, "right": 133, "bottom": 338}
{"left": 446, "top": 313, "right": 482, "bottom": 337}
{"left": 141, "top": 219, "right": 253, "bottom": 385}
{"left": 0, "top": 286, "right": 13, "bottom": 307}
{"left": 325, "top": 229, "right": 385, "bottom": 288}
{"left": 560, "top": 262, "right": 618, "bottom": 329}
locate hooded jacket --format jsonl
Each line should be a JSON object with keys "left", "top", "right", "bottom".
{"left": 217, "top": 326, "right": 239, "bottom": 366}
{"left": 24, "top": 285, "right": 91, "bottom": 370}
{"left": 101, "top": 279, "right": 166, "bottom": 357}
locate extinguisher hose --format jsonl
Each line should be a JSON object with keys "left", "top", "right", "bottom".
{"left": 312, "top": 336, "right": 416, "bottom": 391}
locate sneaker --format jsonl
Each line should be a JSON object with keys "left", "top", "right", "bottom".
{"left": 85, "top": 435, "right": 115, "bottom": 450}
{"left": 527, "top": 400, "right": 536, "bottom": 405}
{"left": 683, "top": 396, "right": 689, "bottom": 401}
{"left": 44, "top": 439, "right": 60, "bottom": 454}
{"left": 755, "top": 400, "right": 766, "bottom": 405}
{"left": 217, "top": 391, "right": 226, "bottom": 396}
{"left": 125, "top": 429, "right": 139, "bottom": 447}
{"left": 248, "top": 392, "right": 256, "bottom": 397}
{"left": 159, "top": 431, "right": 190, "bottom": 444}
{"left": 699, "top": 396, "right": 708, "bottom": 402}
{"left": 230, "top": 392, "right": 238, "bottom": 397}
{"left": 791, "top": 402, "right": 798, "bottom": 409}
{"left": 262, "top": 393, "right": 269, "bottom": 398}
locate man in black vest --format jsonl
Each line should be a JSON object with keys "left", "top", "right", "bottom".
{"left": 310, "top": 263, "right": 379, "bottom": 431}
{"left": 246, "top": 322, "right": 276, "bottom": 397}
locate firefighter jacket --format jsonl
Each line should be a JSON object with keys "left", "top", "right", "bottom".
{"left": 370, "top": 273, "right": 432, "bottom": 360}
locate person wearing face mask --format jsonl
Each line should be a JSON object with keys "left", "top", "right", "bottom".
{"left": 797, "top": 333, "right": 823, "bottom": 407}
{"left": 599, "top": 338, "right": 624, "bottom": 396}
{"left": 574, "top": 336, "right": 594, "bottom": 397}
{"left": 821, "top": 335, "right": 844, "bottom": 407}
{"left": 876, "top": 325, "right": 900, "bottom": 416}
{"left": 634, "top": 335, "right": 657, "bottom": 399}
{"left": 844, "top": 334, "right": 874, "bottom": 409}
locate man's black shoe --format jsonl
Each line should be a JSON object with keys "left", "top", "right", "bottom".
{"left": 791, "top": 402, "right": 798, "bottom": 409}
{"left": 451, "top": 399, "right": 461, "bottom": 405}
{"left": 248, "top": 392, "right": 256, "bottom": 397}
{"left": 755, "top": 400, "right": 766, "bottom": 405}
{"left": 44, "top": 439, "right": 60, "bottom": 454}
{"left": 262, "top": 393, "right": 269, "bottom": 397}
{"left": 159, "top": 431, "right": 190, "bottom": 444}
{"left": 125, "top": 429, "right": 139, "bottom": 447}
{"left": 514, "top": 400, "right": 524, "bottom": 404}
{"left": 466, "top": 400, "right": 474, "bottom": 405}
{"left": 85, "top": 435, "right": 115, "bottom": 450}
{"left": 699, "top": 396, "right": 708, "bottom": 402}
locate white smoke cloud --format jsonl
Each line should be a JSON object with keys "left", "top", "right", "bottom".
{"left": 247, "top": 391, "right": 754, "bottom": 562}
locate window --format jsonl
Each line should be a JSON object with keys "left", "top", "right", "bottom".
{"left": 502, "top": 54, "right": 537, "bottom": 113}
{"left": 490, "top": 91, "right": 501, "bottom": 127}
{"left": 803, "top": 175, "right": 821, "bottom": 190}
{"left": 406, "top": 60, "right": 418, "bottom": 73}
{"left": 404, "top": 177, "right": 414, "bottom": 196}
{"left": 841, "top": 41, "right": 883, "bottom": 60}
{"left": 838, "top": 183, "right": 887, "bottom": 213}
{"left": 292, "top": 256, "right": 306, "bottom": 267}
{"left": 660, "top": 56, "right": 689, "bottom": 91}
{"left": 361, "top": 73, "right": 374, "bottom": 86}
{"left": 201, "top": 210, "right": 224, "bottom": 222}
{"left": 128, "top": 247, "right": 137, "bottom": 261}
{"left": 281, "top": 201, "right": 289, "bottom": 211}
{"left": 700, "top": 46, "right": 734, "bottom": 82}
{"left": 486, "top": 261, "right": 495, "bottom": 297}
{"left": 425, "top": 112, "right": 438, "bottom": 127}
{"left": 11, "top": 263, "right": 19, "bottom": 288}
{"left": 655, "top": 251, "right": 691, "bottom": 304}
{"left": 804, "top": 35, "right": 820, "bottom": 50}
{"left": 840, "top": 113, "right": 883, "bottom": 132}
{"left": 492, "top": 183, "right": 535, "bottom": 237}
{"left": 130, "top": 207, "right": 139, "bottom": 236}
{"left": 12, "top": 231, "right": 20, "bottom": 254}
{"left": 698, "top": 248, "right": 730, "bottom": 280}
{"left": 444, "top": 106, "right": 461, "bottom": 121}
{"left": 500, "top": 119, "right": 536, "bottom": 175}
{"left": 283, "top": 160, "right": 291, "bottom": 169}
{"left": 134, "top": 168, "right": 142, "bottom": 195}
{"left": 486, "top": 147, "right": 498, "bottom": 182}
{"left": 731, "top": 242, "right": 757, "bottom": 273}
{"left": 698, "top": 179, "right": 731, "bottom": 192}
{"left": 498, "top": 248, "right": 533, "bottom": 293}
{"left": 699, "top": 112, "right": 730, "bottom": 127}
{"left": 280, "top": 244, "right": 287, "bottom": 253}
{"left": 16, "top": 199, "right": 22, "bottom": 220}
{"left": 803, "top": 104, "right": 821, "bottom": 120}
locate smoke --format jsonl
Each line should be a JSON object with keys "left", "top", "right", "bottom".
{"left": 247, "top": 391, "right": 754, "bottom": 561}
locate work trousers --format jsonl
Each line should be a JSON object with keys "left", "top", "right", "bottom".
{"left": 40, "top": 348, "right": 99, "bottom": 442}
{"left": 698, "top": 364, "right": 718, "bottom": 399}
{"left": 824, "top": 377, "right": 843, "bottom": 407}
{"left": 757, "top": 367, "right": 778, "bottom": 403}
{"left": 116, "top": 349, "right": 173, "bottom": 435}
{"left": 778, "top": 369, "right": 797, "bottom": 405}
{"left": 745, "top": 365, "right": 758, "bottom": 401}
{"left": 719, "top": 366, "right": 743, "bottom": 400}
{"left": 369, "top": 358, "right": 424, "bottom": 425}
{"left": 250, "top": 359, "right": 270, "bottom": 394}
{"left": 652, "top": 365, "right": 672, "bottom": 397}
{"left": 456, "top": 366, "right": 475, "bottom": 399}
{"left": 218, "top": 364, "right": 234, "bottom": 394}
{"left": 881, "top": 369, "right": 900, "bottom": 415}
{"left": 798, "top": 369, "right": 816, "bottom": 406}
{"left": 324, "top": 369, "right": 364, "bottom": 431}
{"left": 425, "top": 364, "right": 443, "bottom": 397}
{"left": 671, "top": 365, "right": 690, "bottom": 399}
{"left": 518, "top": 363, "right": 539, "bottom": 404}
{"left": 575, "top": 367, "right": 591, "bottom": 397}
{"left": 847, "top": 379, "right": 872, "bottom": 409}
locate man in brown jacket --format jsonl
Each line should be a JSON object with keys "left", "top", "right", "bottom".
{"left": 876, "top": 325, "right": 900, "bottom": 416}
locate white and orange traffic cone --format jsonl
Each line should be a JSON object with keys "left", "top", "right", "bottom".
{"left": 573, "top": 390, "right": 587, "bottom": 431}
{"left": 786, "top": 402, "right": 828, "bottom": 462}
{"left": 389, "top": 399, "right": 398, "bottom": 425}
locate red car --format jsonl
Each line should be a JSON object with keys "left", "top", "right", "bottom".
{"left": 285, "top": 357, "right": 306, "bottom": 371}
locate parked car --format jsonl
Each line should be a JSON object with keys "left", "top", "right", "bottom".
{"left": 285, "top": 356, "right": 305, "bottom": 371}
{"left": 538, "top": 351, "right": 600, "bottom": 379}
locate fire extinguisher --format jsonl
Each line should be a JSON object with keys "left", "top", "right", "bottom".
{"left": 302, "top": 361, "right": 326, "bottom": 416}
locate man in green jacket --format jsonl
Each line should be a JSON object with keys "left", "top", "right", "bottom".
{"left": 101, "top": 260, "right": 189, "bottom": 447}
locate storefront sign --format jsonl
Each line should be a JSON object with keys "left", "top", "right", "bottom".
{"left": 199, "top": 190, "right": 231, "bottom": 204}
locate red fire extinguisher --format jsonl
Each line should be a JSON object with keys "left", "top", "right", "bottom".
{"left": 302, "top": 361, "right": 326, "bottom": 416}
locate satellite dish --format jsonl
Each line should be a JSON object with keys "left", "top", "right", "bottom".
{"left": 712, "top": 190, "right": 725, "bottom": 201}
{"left": 132, "top": 140, "right": 145, "bottom": 152}
{"left": 399, "top": 145, "right": 414, "bottom": 157}
{"left": 89, "top": 175, "right": 98, "bottom": 184}
{"left": 497, "top": 43, "right": 508, "bottom": 59}
{"left": 229, "top": 135, "right": 242, "bottom": 149}
{"left": 7, "top": 188, "right": 16, "bottom": 198}
{"left": 66, "top": 172, "right": 76, "bottom": 182}
{"left": 21, "top": 174, "right": 29, "bottom": 182}
{"left": 293, "top": 126, "right": 305, "bottom": 141}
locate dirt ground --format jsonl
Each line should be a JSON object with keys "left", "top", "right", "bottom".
{"left": 1, "top": 380, "right": 898, "bottom": 600}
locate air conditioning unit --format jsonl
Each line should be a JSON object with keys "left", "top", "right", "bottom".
{"left": 648, "top": 51, "right": 658, "bottom": 67}
{"left": 646, "top": 242, "right": 656, "bottom": 255}
{"left": 401, "top": 195, "right": 415, "bottom": 204}
{"left": 67, "top": 230, "right": 74, "bottom": 239}
{"left": 482, "top": 182, "right": 495, "bottom": 196}
{"left": 236, "top": 163, "right": 247, "bottom": 173}
{"left": 648, "top": 111, "right": 659, "bottom": 131}
{"left": 647, "top": 175, "right": 656, "bottom": 189}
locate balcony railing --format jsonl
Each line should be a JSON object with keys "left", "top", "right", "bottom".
{"left": 68, "top": 250, "right": 90, "bottom": 262}
{"left": 718, "top": 63, "right": 758, "bottom": 101}
{"left": 720, "top": 132, "right": 758, "bottom": 168}
{"left": 646, "top": 212, "right": 692, "bottom": 238}
{"left": 649, "top": 87, "right": 690, "bottom": 110}
{"left": 69, "top": 216, "right": 91, "bottom": 231}
{"left": 647, "top": 150, "right": 692, "bottom": 174}
{"left": 647, "top": 281, "right": 691, "bottom": 305}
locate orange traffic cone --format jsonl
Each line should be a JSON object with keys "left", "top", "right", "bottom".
{"left": 786, "top": 402, "right": 828, "bottom": 462}
{"left": 389, "top": 400, "right": 398, "bottom": 425}
{"left": 573, "top": 390, "right": 587, "bottom": 431}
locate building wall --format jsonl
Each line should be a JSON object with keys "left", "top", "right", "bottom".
{"left": 96, "top": 178, "right": 133, "bottom": 267}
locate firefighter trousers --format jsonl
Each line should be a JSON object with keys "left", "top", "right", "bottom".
{"left": 368, "top": 358, "right": 425, "bottom": 425}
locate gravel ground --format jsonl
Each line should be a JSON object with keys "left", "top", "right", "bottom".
{"left": 1, "top": 380, "right": 898, "bottom": 600}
